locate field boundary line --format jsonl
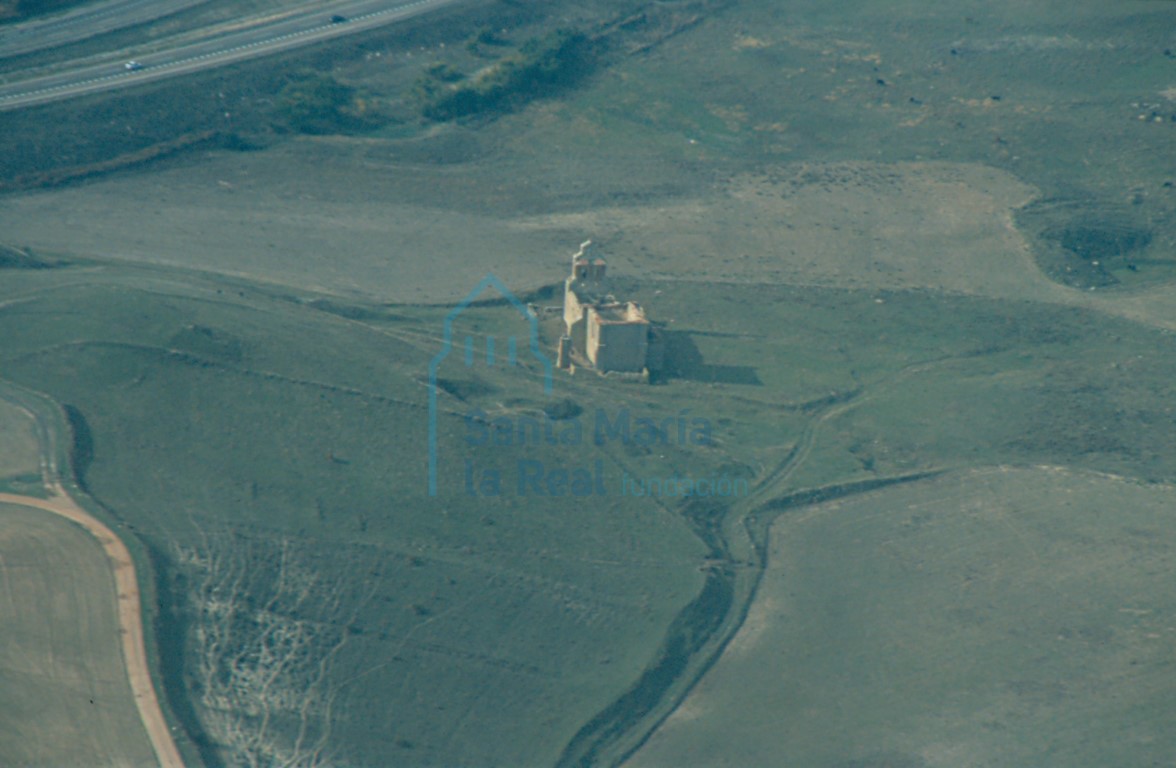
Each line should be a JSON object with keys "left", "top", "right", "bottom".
{"left": 0, "top": 485, "right": 185, "bottom": 768}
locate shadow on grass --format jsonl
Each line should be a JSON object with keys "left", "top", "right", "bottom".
{"left": 660, "top": 330, "right": 762, "bottom": 386}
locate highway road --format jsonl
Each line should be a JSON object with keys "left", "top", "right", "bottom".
{"left": 0, "top": 0, "right": 210, "bottom": 59}
{"left": 0, "top": 0, "right": 467, "bottom": 112}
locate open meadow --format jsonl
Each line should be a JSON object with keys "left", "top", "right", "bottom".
{"left": 3, "top": 242, "right": 1176, "bottom": 765}
{"left": 0, "top": 391, "right": 158, "bottom": 763}
{"left": 0, "top": 501, "right": 157, "bottom": 767}
{"left": 0, "top": 393, "right": 40, "bottom": 495}
{"left": 629, "top": 467, "right": 1176, "bottom": 768}
{"left": 0, "top": 0, "right": 1175, "bottom": 765}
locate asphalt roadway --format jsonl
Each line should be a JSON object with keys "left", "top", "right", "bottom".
{"left": 0, "top": 0, "right": 211, "bottom": 59}
{"left": 0, "top": 0, "right": 467, "bottom": 111}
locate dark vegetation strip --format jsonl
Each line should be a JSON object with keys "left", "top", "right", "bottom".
{"left": 61, "top": 403, "right": 92, "bottom": 490}
{"left": 16, "top": 340, "right": 431, "bottom": 413}
{"left": 142, "top": 539, "right": 225, "bottom": 768}
{"left": 744, "top": 470, "right": 945, "bottom": 561}
{"left": 0, "top": 0, "right": 84, "bottom": 23}
{"left": 414, "top": 28, "right": 597, "bottom": 121}
{"left": 0, "top": 130, "right": 241, "bottom": 193}
{"left": 28, "top": 389, "right": 203, "bottom": 767}
{"left": 0, "top": 244, "right": 57, "bottom": 269}
{"left": 559, "top": 470, "right": 944, "bottom": 767}
{"left": 557, "top": 568, "right": 733, "bottom": 768}
{"left": 408, "top": 0, "right": 731, "bottom": 124}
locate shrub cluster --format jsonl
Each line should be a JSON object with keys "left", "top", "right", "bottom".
{"left": 415, "top": 29, "right": 595, "bottom": 121}
{"left": 276, "top": 73, "right": 376, "bottom": 135}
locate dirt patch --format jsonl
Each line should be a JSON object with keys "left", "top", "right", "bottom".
{"left": 514, "top": 161, "right": 1059, "bottom": 301}
{"left": 0, "top": 155, "right": 1064, "bottom": 305}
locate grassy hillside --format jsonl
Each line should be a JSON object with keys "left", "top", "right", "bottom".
{"left": 0, "top": 394, "right": 39, "bottom": 494}
{"left": 2, "top": 0, "right": 1174, "bottom": 764}
{"left": 630, "top": 468, "right": 1176, "bottom": 767}
{"left": 3, "top": 253, "right": 1176, "bottom": 765}
{"left": 0, "top": 0, "right": 85, "bottom": 22}
{"left": 0, "top": 263, "right": 712, "bottom": 766}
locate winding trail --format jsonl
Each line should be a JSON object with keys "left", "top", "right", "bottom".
{"left": 0, "top": 484, "right": 184, "bottom": 768}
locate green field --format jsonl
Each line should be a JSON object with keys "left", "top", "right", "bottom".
{"left": 3, "top": 249, "right": 1176, "bottom": 765}
{"left": 0, "top": 502, "right": 156, "bottom": 767}
{"left": 1, "top": 0, "right": 1176, "bottom": 764}
{"left": 629, "top": 468, "right": 1176, "bottom": 767}
{"left": 0, "top": 394, "right": 40, "bottom": 495}
{"left": 0, "top": 264, "right": 718, "bottom": 766}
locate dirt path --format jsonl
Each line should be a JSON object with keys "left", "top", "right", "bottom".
{"left": 0, "top": 486, "right": 185, "bottom": 768}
